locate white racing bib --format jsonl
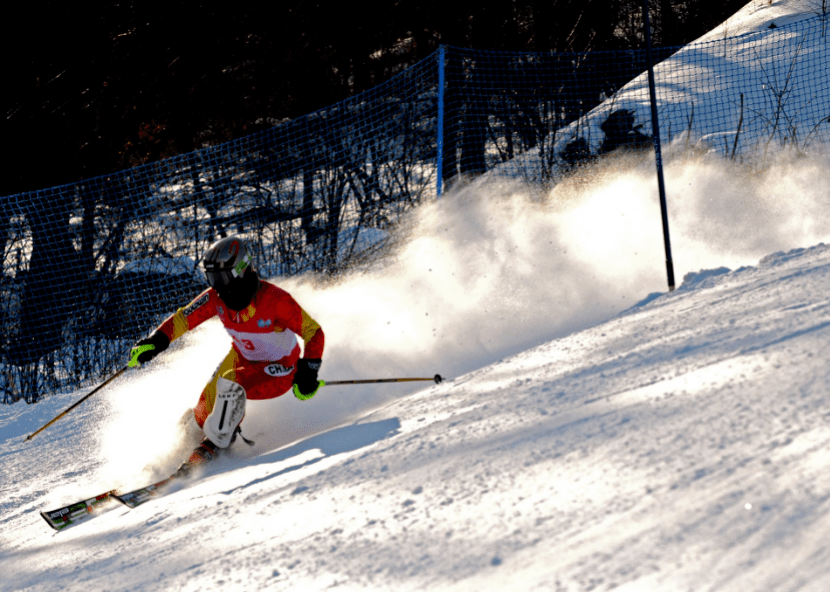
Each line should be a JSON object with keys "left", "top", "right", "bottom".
{"left": 225, "top": 327, "right": 298, "bottom": 362}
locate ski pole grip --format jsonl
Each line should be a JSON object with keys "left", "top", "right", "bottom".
{"left": 128, "top": 344, "right": 154, "bottom": 368}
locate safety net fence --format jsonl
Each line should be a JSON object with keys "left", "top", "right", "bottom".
{"left": 2, "top": 15, "right": 827, "bottom": 403}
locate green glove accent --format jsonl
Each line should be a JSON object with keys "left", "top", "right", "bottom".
{"left": 293, "top": 380, "right": 325, "bottom": 401}
{"left": 129, "top": 344, "right": 155, "bottom": 368}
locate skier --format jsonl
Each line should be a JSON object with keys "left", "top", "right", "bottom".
{"left": 127, "top": 235, "right": 325, "bottom": 474}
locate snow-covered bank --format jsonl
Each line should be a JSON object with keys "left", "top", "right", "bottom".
{"left": 0, "top": 242, "right": 828, "bottom": 591}
{"left": 508, "top": 0, "right": 830, "bottom": 182}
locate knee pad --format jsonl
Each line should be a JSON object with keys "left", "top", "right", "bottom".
{"left": 203, "top": 377, "right": 247, "bottom": 448}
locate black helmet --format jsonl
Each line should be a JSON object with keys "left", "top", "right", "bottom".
{"left": 202, "top": 236, "right": 259, "bottom": 310}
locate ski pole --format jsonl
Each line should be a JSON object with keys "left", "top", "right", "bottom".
{"left": 324, "top": 374, "right": 445, "bottom": 386}
{"left": 24, "top": 365, "right": 129, "bottom": 442}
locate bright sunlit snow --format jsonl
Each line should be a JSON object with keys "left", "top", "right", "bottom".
{"left": 0, "top": 1, "right": 828, "bottom": 591}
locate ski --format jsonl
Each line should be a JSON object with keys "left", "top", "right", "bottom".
{"left": 112, "top": 475, "right": 179, "bottom": 508}
{"left": 40, "top": 490, "right": 119, "bottom": 531}
{"left": 40, "top": 473, "right": 182, "bottom": 530}
{"left": 40, "top": 472, "right": 184, "bottom": 530}
{"left": 40, "top": 439, "right": 225, "bottom": 529}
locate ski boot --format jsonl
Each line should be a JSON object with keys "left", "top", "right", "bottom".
{"left": 174, "top": 438, "right": 221, "bottom": 478}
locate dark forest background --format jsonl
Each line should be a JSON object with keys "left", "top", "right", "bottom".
{"left": 3, "top": 0, "right": 749, "bottom": 198}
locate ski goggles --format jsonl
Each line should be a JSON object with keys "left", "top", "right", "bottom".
{"left": 205, "top": 253, "right": 251, "bottom": 290}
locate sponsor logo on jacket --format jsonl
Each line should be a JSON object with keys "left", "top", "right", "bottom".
{"left": 183, "top": 293, "right": 210, "bottom": 316}
{"left": 264, "top": 363, "right": 294, "bottom": 377}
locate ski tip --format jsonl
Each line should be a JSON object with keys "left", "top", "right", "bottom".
{"left": 40, "top": 508, "right": 82, "bottom": 531}
{"left": 40, "top": 510, "right": 65, "bottom": 531}
{"left": 39, "top": 490, "right": 119, "bottom": 531}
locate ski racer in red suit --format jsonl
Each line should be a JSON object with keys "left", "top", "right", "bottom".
{"left": 127, "top": 236, "right": 324, "bottom": 472}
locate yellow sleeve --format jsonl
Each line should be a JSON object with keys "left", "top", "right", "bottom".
{"left": 300, "top": 308, "right": 325, "bottom": 358}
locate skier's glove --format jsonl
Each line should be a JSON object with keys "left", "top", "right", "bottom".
{"left": 128, "top": 331, "right": 170, "bottom": 368}
{"left": 293, "top": 358, "right": 324, "bottom": 400}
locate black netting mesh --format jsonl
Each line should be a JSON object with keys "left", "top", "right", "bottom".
{"left": 2, "top": 16, "right": 827, "bottom": 403}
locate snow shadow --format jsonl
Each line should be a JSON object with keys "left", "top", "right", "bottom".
{"left": 221, "top": 417, "right": 401, "bottom": 494}
{"left": 262, "top": 417, "right": 401, "bottom": 462}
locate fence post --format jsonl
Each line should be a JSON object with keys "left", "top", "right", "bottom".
{"left": 642, "top": 0, "right": 676, "bottom": 292}
{"left": 437, "top": 45, "right": 446, "bottom": 198}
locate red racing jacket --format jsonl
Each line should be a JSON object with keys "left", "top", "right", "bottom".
{"left": 155, "top": 280, "right": 324, "bottom": 364}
